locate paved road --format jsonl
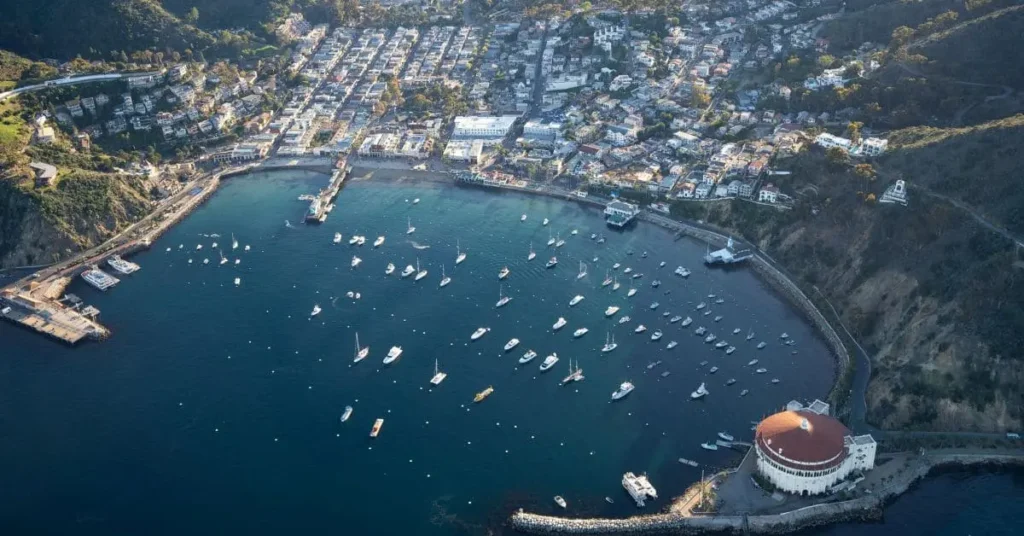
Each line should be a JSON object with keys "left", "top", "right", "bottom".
{"left": 0, "top": 71, "right": 163, "bottom": 102}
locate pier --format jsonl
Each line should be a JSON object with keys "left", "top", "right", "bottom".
{"left": 604, "top": 200, "right": 640, "bottom": 228}
{"left": 304, "top": 159, "right": 349, "bottom": 224}
{"left": 703, "top": 237, "right": 754, "bottom": 265}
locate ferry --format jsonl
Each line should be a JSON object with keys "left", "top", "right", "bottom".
{"left": 373, "top": 236, "right": 385, "bottom": 248}
{"left": 569, "top": 295, "right": 585, "bottom": 307}
{"left": 401, "top": 264, "right": 416, "bottom": 278}
{"left": 618, "top": 315, "right": 631, "bottom": 325}
{"left": 602, "top": 333, "right": 618, "bottom": 353}
{"left": 370, "top": 418, "right": 384, "bottom": 438}
{"left": 604, "top": 306, "right": 620, "bottom": 317}
{"left": 354, "top": 332, "right": 369, "bottom": 363}
{"left": 561, "top": 360, "right": 584, "bottom": 384}
{"left": 386, "top": 263, "right": 396, "bottom": 275}
{"left": 310, "top": 304, "right": 322, "bottom": 317}
{"left": 106, "top": 255, "right": 140, "bottom": 275}
{"left": 504, "top": 338, "right": 520, "bottom": 351}
{"left": 690, "top": 382, "right": 709, "bottom": 400}
{"left": 678, "top": 458, "right": 699, "bottom": 467}
{"left": 340, "top": 406, "right": 353, "bottom": 423}
{"left": 81, "top": 267, "right": 120, "bottom": 291}
{"left": 554, "top": 496, "right": 566, "bottom": 508}
{"left": 612, "top": 381, "right": 634, "bottom": 400}
{"left": 430, "top": 359, "right": 447, "bottom": 385}
{"left": 539, "top": 353, "right": 559, "bottom": 371}
{"left": 471, "top": 327, "right": 490, "bottom": 341}
{"left": 718, "top": 432, "right": 735, "bottom": 442}
{"left": 383, "top": 346, "right": 403, "bottom": 365}
{"left": 757, "top": 341, "right": 767, "bottom": 349}
{"left": 519, "top": 350, "right": 537, "bottom": 364}
{"left": 333, "top": 232, "right": 343, "bottom": 244}
{"left": 634, "top": 324, "right": 647, "bottom": 334}
{"left": 498, "top": 266, "right": 510, "bottom": 280}
{"left": 474, "top": 386, "right": 494, "bottom": 403}
{"left": 573, "top": 327, "right": 589, "bottom": 338}
{"left": 651, "top": 330, "right": 663, "bottom": 341}
{"left": 622, "top": 472, "right": 657, "bottom": 508}
{"left": 700, "top": 442, "right": 718, "bottom": 451}
{"left": 546, "top": 257, "right": 558, "bottom": 268}
{"left": 552, "top": 317, "right": 567, "bottom": 331}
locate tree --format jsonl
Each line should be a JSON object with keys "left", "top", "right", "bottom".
{"left": 854, "top": 163, "right": 876, "bottom": 181}
{"left": 691, "top": 85, "right": 711, "bottom": 108}
{"left": 846, "top": 121, "right": 863, "bottom": 144}
{"left": 817, "top": 54, "right": 835, "bottom": 69}
{"left": 826, "top": 147, "right": 850, "bottom": 168}
{"left": 185, "top": 7, "right": 200, "bottom": 25}
{"left": 890, "top": 26, "right": 915, "bottom": 48}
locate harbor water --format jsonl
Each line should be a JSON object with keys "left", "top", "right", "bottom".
{"left": 1, "top": 170, "right": 1020, "bottom": 535}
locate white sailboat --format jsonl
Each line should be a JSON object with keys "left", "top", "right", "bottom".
{"left": 456, "top": 240, "right": 467, "bottom": 265}
{"left": 602, "top": 332, "right": 618, "bottom": 353}
{"left": 407, "top": 218, "right": 416, "bottom": 234}
{"left": 612, "top": 277, "right": 620, "bottom": 291}
{"left": 547, "top": 231, "right": 555, "bottom": 247}
{"left": 527, "top": 243, "right": 536, "bottom": 261}
{"left": 231, "top": 234, "right": 238, "bottom": 250}
{"left": 354, "top": 332, "right": 369, "bottom": 363}
{"left": 430, "top": 359, "right": 447, "bottom": 385}
{"left": 439, "top": 265, "right": 451, "bottom": 288}
{"left": 414, "top": 258, "right": 428, "bottom": 281}
{"left": 496, "top": 285, "right": 512, "bottom": 308}
{"left": 602, "top": 270, "right": 613, "bottom": 287}
{"left": 577, "top": 261, "right": 588, "bottom": 280}
{"left": 555, "top": 233, "right": 565, "bottom": 248}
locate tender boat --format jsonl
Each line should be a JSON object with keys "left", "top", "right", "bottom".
{"left": 554, "top": 496, "right": 566, "bottom": 508}
{"left": 340, "top": 406, "right": 353, "bottom": 423}
{"left": 690, "top": 382, "right": 709, "bottom": 399}
{"left": 569, "top": 295, "right": 585, "bottom": 307}
{"left": 504, "top": 338, "right": 520, "bottom": 351}
{"left": 474, "top": 386, "right": 494, "bottom": 403}
{"left": 519, "top": 350, "right": 538, "bottom": 364}
{"left": 373, "top": 236, "right": 385, "bottom": 248}
{"left": 383, "top": 346, "right": 403, "bottom": 365}
{"left": 650, "top": 330, "right": 663, "bottom": 341}
{"left": 573, "top": 327, "right": 589, "bottom": 338}
{"left": 498, "top": 266, "right": 510, "bottom": 280}
{"left": 546, "top": 256, "right": 558, "bottom": 268}
{"left": 354, "top": 332, "right": 369, "bottom": 363}
{"left": 605, "top": 305, "right": 620, "bottom": 317}
{"left": 310, "top": 304, "right": 322, "bottom": 317}
{"left": 700, "top": 442, "right": 718, "bottom": 451}
{"left": 612, "top": 381, "right": 634, "bottom": 400}
{"left": 634, "top": 324, "right": 647, "bottom": 334}
{"left": 618, "top": 315, "right": 631, "bottom": 325}
{"left": 471, "top": 327, "right": 490, "bottom": 340}
{"left": 539, "top": 353, "right": 559, "bottom": 371}
{"left": 333, "top": 232, "right": 343, "bottom": 244}
{"left": 552, "top": 317, "right": 567, "bottom": 330}
{"left": 386, "top": 263, "right": 396, "bottom": 275}
{"left": 602, "top": 332, "right": 618, "bottom": 353}
{"left": 370, "top": 418, "right": 384, "bottom": 438}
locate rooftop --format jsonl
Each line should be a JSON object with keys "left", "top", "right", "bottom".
{"left": 756, "top": 410, "right": 851, "bottom": 470}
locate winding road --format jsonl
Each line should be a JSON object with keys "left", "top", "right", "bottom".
{"left": 0, "top": 71, "right": 163, "bottom": 102}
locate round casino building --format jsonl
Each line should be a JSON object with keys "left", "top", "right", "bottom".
{"left": 754, "top": 400, "right": 876, "bottom": 496}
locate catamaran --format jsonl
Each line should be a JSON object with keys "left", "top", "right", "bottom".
{"left": 456, "top": 240, "right": 467, "bottom": 265}
{"left": 546, "top": 256, "right": 558, "bottom": 268}
{"left": 498, "top": 266, "right": 510, "bottom": 280}
{"left": 552, "top": 317, "right": 567, "bottom": 331}
{"left": 602, "top": 271, "right": 613, "bottom": 287}
{"left": 430, "top": 360, "right": 447, "bottom": 385}
{"left": 333, "top": 232, "right": 342, "bottom": 244}
{"left": 471, "top": 327, "right": 490, "bottom": 341}
{"left": 612, "top": 381, "right": 634, "bottom": 400}
{"left": 602, "top": 332, "right": 618, "bottom": 353}
{"left": 439, "top": 265, "right": 451, "bottom": 287}
{"left": 569, "top": 295, "right": 585, "bottom": 307}
{"left": 386, "top": 263, "right": 396, "bottom": 275}
{"left": 577, "top": 261, "right": 588, "bottom": 280}
{"left": 504, "top": 338, "right": 520, "bottom": 351}
{"left": 354, "top": 332, "right": 369, "bottom": 363}
{"left": 373, "top": 236, "right": 385, "bottom": 248}
{"left": 310, "top": 304, "right": 322, "bottom": 317}
{"left": 605, "top": 305, "right": 620, "bottom": 317}
{"left": 539, "top": 353, "right": 559, "bottom": 371}
{"left": 519, "top": 349, "right": 538, "bottom": 364}
{"left": 407, "top": 218, "right": 416, "bottom": 234}
{"left": 528, "top": 243, "right": 536, "bottom": 261}
{"left": 414, "top": 259, "right": 428, "bottom": 281}
{"left": 383, "top": 346, "right": 403, "bottom": 365}
{"left": 496, "top": 285, "right": 512, "bottom": 308}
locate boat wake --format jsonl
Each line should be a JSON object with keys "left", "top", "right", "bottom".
{"left": 409, "top": 241, "right": 430, "bottom": 250}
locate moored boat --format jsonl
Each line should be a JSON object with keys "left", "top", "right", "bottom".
{"left": 370, "top": 418, "right": 384, "bottom": 438}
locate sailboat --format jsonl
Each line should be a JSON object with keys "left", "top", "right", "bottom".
{"left": 602, "top": 332, "right": 618, "bottom": 353}
{"left": 577, "top": 261, "right": 588, "bottom": 280}
{"left": 746, "top": 329, "right": 755, "bottom": 341}
{"left": 528, "top": 243, "right": 536, "bottom": 261}
{"left": 547, "top": 231, "right": 555, "bottom": 247}
{"left": 231, "top": 234, "right": 238, "bottom": 250}
{"left": 561, "top": 359, "right": 584, "bottom": 384}
{"left": 496, "top": 285, "right": 512, "bottom": 308}
{"left": 439, "top": 265, "right": 451, "bottom": 287}
{"left": 414, "top": 258, "right": 428, "bottom": 281}
{"left": 354, "top": 332, "right": 369, "bottom": 363}
{"left": 612, "top": 277, "right": 620, "bottom": 291}
{"left": 602, "top": 270, "right": 612, "bottom": 287}
{"left": 456, "top": 240, "right": 467, "bottom": 265}
{"left": 555, "top": 233, "right": 565, "bottom": 248}
{"left": 430, "top": 359, "right": 447, "bottom": 385}
{"left": 407, "top": 217, "right": 416, "bottom": 234}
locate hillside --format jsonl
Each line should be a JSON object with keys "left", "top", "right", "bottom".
{"left": 0, "top": 0, "right": 214, "bottom": 59}
{"left": 911, "top": 5, "right": 1024, "bottom": 89}
{"left": 669, "top": 118, "right": 1024, "bottom": 432}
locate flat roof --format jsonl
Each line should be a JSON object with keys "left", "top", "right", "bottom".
{"left": 453, "top": 115, "right": 518, "bottom": 131}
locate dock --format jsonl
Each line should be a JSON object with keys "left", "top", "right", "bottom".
{"left": 704, "top": 237, "right": 754, "bottom": 265}
{"left": 304, "top": 159, "right": 349, "bottom": 224}
{"left": 1, "top": 287, "right": 109, "bottom": 344}
{"left": 604, "top": 200, "right": 640, "bottom": 228}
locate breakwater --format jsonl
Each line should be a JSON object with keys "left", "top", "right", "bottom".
{"left": 509, "top": 451, "right": 1024, "bottom": 535}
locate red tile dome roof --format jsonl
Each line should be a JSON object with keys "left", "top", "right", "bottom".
{"left": 755, "top": 410, "right": 850, "bottom": 470}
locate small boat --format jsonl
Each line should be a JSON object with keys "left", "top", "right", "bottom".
{"left": 203, "top": 258, "right": 209, "bottom": 265}
{"left": 407, "top": 218, "right": 416, "bottom": 234}
{"left": 340, "top": 406, "right": 353, "bottom": 423}
{"left": 573, "top": 327, "right": 589, "bottom": 338}
{"left": 696, "top": 302, "right": 706, "bottom": 310}
{"left": 757, "top": 341, "right": 767, "bottom": 349}
{"left": 474, "top": 386, "right": 494, "bottom": 403}
{"left": 521, "top": 214, "right": 527, "bottom": 222}
{"left": 641, "top": 251, "right": 648, "bottom": 258}
{"left": 496, "top": 285, "right": 512, "bottom": 308}
{"left": 695, "top": 326, "right": 707, "bottom": 336}
{"left": 528, "top": 243, "right": 536, "bottom": 261}
{"left": 715, "top": 341, "right": 728, "bottom": 349}
{"left": 785, "top": 339, "right": 796, "bottom": 346}
{"left": 649, "top": 302, "right": 659, "bottom": 310}
{"left": 714, "top": 315, "right": 723, "bottom": 322}
{"left": 666, "top": 341, "right": 678, "bottom": 349}
{"left": 627, "top": 287, "right": 637, "bottom": 297}
{"left": 504, "top": 338, "right": 520, "bottom": 351}
{"left": 650, "top": 330, "right": 663, "bottom": 341}
{"left": 703, "top": 310, "right": 712, "bottom": 316}
{"left": 577, "top": 261, "right": 588, "bottom": 280}
{"left": 659, "top": 261, "right": 666, "bottom": 267}
{"left": 554, "top": 496, "right": 567, "bottom": 508}
{"left": 780, "top": 333, "right": 789, "bottom": 339}
{"left": 604, "top": 306, "right": 620, "bottom": 317}
{"left": 623, "top": 267, "right": 633, "bottom": 274}
{"left": 439, "top": 265, "right": 451, "bottom": 287}
{"left": 602, "top": 332, "right": 618, "bottom": 353}
{"left": 543, "top": 218, "right": 549, "bottom": 226}
{"left": 726, "top": 346, "right": 736, "bottom": 354}
{"left": 188, "top": 259, "right": 193, "bottom": 264}
{"left": 234, "top": 259, "right": 240, "bottom": 265}
{"left": 740, "top": 389, "right": 749, "bottom": 396}
{"left": 746, "top": 330, "right": 755, "bottom": 341}
{"left": 590, "top": 233, "right": 597, "bottom": 240}
{"left": 546, "top": 257, "right": 558, "bottom": 268}
{"left": 244, "top": 245, "right": 251, "bottom": 251}
{"left": 386, "top": 263, "right": 396, "bottom": 275}
{"left": 570, "top": 229, "right": 578, "bottom": 236}
{"left": 651, "top": 280, "right": 661, "bottom": 288}
{"left": 456, "top": 240, "right": 467, "bottom": 265}
{"left": 634, "top": 324, "right": 647, "bottom": 334}
{"left": 519, "top": 350, "right": 538, "bottom": 364}
{"left": 333, "top": 232, "right": 343, "bottom": 244}
{"left": 612, "top": 381, "right": 634, "bottom": 400}
{"left": 715, "top": 298, "right": 725, "bottom": 304}
{"left": 412, "top": 198, "right": 420, "bottom": 204}
{"left": 700, "top": 442, "right": 718, "bottom": 451}
{"left": 354, "top": 332, "right": 369, "bottom": 363}
{"left": 718, "top": 432, "right": 734, "bottom": 442}
{"left": 401, "top": 264, "right": 416, "bottom": 278}
{"left": 682, "top": 316, "right": 693, "bottom": 327}
{"left": 569, "top": 295, "right": 585, "bottom": 307}
{"left": 748, "top": 359, "right": 759, "bottom": 366}
{"left": 678, "top": 458, "right": 699, "bottom": 467}
{"left": 618, "top": 315, "right": 631, "bottom": 325}
{"left": 632, "top": 273, "right": 643, "bottom": 280}
{"left": 647, "top": 361, "right": 662, "bottom": 370}
{"left": 374, "top": 236, "right": 385, "bottom": 248}
{"left": 605, "top": 497, "right": 615, "bottom": 504}
{"left": 234, "top": 277, "right": 241, "bottom": 286}
{"left": 349, "top": 235, "right": 361, "bottom": 245}
{"left": 552, "top": 317, "right": 567, "bottom": 331}
{"left": 471, "top": 327, "right": 490, "bottom": 341}
{"left": 383, "top": 346, "right": 403, "bottom": 365}
{"left": 690, "top": 382, "right": 709, "bottom": 399}
{"left": 351, "top": 256, "right": 362, "bottom": 268}
{"left": 670, "top": 316, "right": 682, "bottom": 323}
{"left": 756, "top": 368, "right": 768, "bottom": 374}
{"left": 539, "top": 353, "right": 559, "bottom": 371}
{"left": 709, "top": 366, "right": 719, "bottom": 373}
{"left": 370, "top": 418, "right": 384, "bottom": 438}
{"left": 414, "top": 259, "right": 428, "bottom": 281}
{"left": 705, "top": 333, "right": 716, "bottom": 343}
{"left": 597, "top": 235, "right": 606, "bottom": 243}
{"left": 498, "top": 266, "right": 510, "bottom": 280}
{"left": 211, "top": 242, "right": 218, "bottom": 249}
{"left": 612, "top": 278, "right": 621, "bottom": 291}
{"left": 771, "top": 378, "right": 780, "bottom": 384}
{"left": 310, "top": 304, "right": 322, "bottom": 317}
{"left": 726, "top": 378, "right": 737, "bottom": 386}
{"left": 612, "top": 263, "right": 621, "bottom": 270}
{"left": 733, "top": 328, "right": 742, "bottom": 334}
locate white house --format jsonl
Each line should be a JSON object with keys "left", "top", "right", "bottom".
{"left": 759, "top": 183, "right": 780, "bottom": 203}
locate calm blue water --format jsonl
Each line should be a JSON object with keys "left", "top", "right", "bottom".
{"left": 0, "top": 171, "right": 1019, "bottom": 535}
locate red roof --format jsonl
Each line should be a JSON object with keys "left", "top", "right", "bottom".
{"left": 755, "top": 410, "right": 849, "bottom": 470}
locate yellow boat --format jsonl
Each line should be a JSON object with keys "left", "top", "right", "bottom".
{"left": 473, "top": 386, "right": 494, "bottom": 403}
